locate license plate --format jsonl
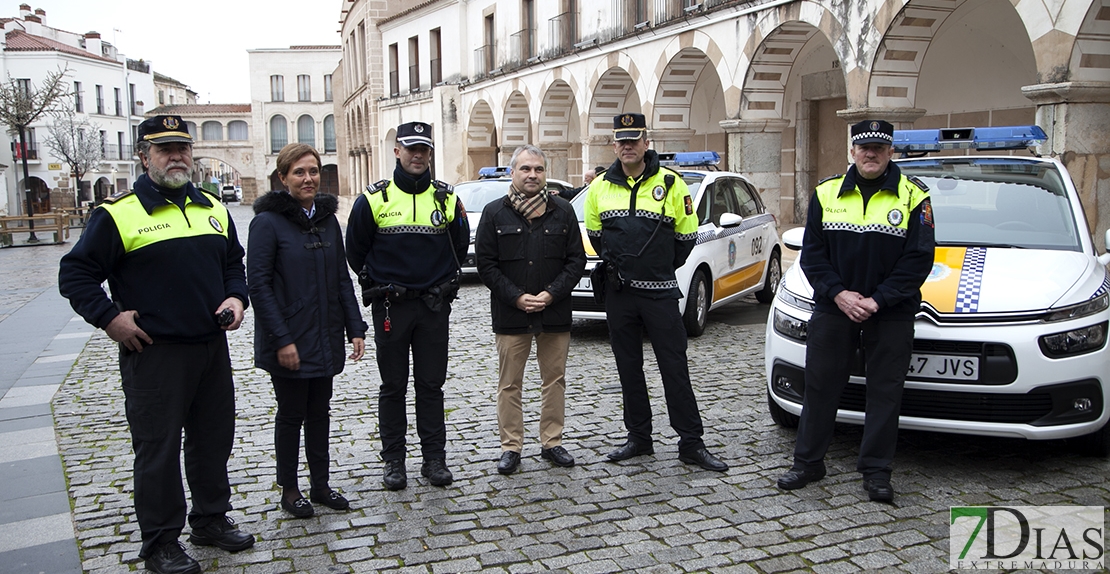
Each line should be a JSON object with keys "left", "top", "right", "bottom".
{"left": 907, "top": 353, "right": 979, "bottom": 381}
{"left": 576, "top": 277, "right": 592, "bottom": 290}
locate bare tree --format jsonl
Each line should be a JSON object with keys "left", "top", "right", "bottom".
{"left": 45, "top": 110, "right": 103, "bottom": 209}
{"left": 0, "top": 67, "right": 69, "bottom": 241}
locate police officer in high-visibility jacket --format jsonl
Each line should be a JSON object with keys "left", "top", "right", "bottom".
{"left": 776, "top": 119, "right": 935, "bottom": 504}
{"left": 584, "top": 113, "right": 728, "bottom": 473}
{"left": 59, "top": 115, "right": 254, "bottom": 574}
{"left": 345, "top": 121, "right": 469, "bottom": 491}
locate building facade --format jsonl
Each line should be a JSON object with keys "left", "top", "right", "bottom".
{"left": 337, "top": 0, "right": 1110, "bottom": 251}
{"left": 0, "top": 5, "right": 154, "bottom": 215}
{"left": 153, "top": 72, "right": 198, "bottom": 108}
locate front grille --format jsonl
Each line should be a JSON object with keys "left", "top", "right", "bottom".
{"left": 573, "top": 297, "right": 605, "bottom": 313}
{"left": 838, "top": 386, "right": 1053, "bottom": 424}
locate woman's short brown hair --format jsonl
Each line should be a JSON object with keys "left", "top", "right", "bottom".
{"left": 275, "top": 143, "right": 321, "bottom": 179}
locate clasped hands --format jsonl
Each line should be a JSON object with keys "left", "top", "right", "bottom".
{"left": 834, "top": 290, "right": 879, "bottom": 323}
{"left": 515, "top": 291, "right": 553, "bottom": 313}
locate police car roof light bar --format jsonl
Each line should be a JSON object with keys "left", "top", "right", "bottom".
{"left": 657, "top": 151, "right": 721, "bottom": 168}
{"left": 892, "top": 125, "right": 1047, "bottom": 153}
{"left": 478, "top": 166, "right": 512, "bottom": 178}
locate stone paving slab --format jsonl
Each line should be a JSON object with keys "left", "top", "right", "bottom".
{"left": 48, "top": 206, "right": 1110, "bottom": 572}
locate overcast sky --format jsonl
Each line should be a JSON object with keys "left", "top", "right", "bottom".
{"left": 2, "top": 0, "right": 344, "bottom": 104}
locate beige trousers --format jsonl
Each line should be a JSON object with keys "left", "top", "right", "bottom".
{"left": 495, "top": 332, "right": 570, "bottom": 452}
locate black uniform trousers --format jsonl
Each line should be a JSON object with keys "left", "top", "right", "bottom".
{"left": 604, "top": 287, "right": 706, "bottom": 454}
{"left": 119, "top": 337, "right": 235, "bottom": 559}
{"left": 792, "top": 311, "right": 914, "bottom": 480}
{"left": 271, "top": 375, "right": 334, "bottom": 492}
{"left": 371, "top": 296, "right": 450, "bottom": 461}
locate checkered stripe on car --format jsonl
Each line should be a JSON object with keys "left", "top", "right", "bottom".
{"left": 1094, "top": 273, "right": 1110, "bottom": 298}
{"left": 628, "top": 279, "right": 679, "bottom": 290}
{"left": 696, "top": 213, "right": 775, "bottom": 245}
{"left": 822, "top": 221, "right": 907, "bottom": 237}
{"left": 379, "top": 225, "right": 446, "bottom": 235}
{"left": 955, "top": 247, "right": 987, "bottom": 313}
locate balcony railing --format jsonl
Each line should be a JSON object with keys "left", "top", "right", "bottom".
{"left": 12, "top": 142, "right": 38, "bottom": 160}
{"left": 548, "top": 11, "right": 576, "bottom": 56}
{"left": 96, "top": 98, "right": 104, "bottom": 114}
{"left": 389, "top": 70, "right": 399, "bottom": 97}
{"left": 101, "top": 144, "right": 133, "bottom": 160}
{"left": 131, "top": 102, "right": 143, "bottom": 116}
{"left": 409, "top": 64, "right": 420, "bottom": 92}
{"left": 115, "top": 100, "right": 123, "bottom": 116}
{"left": 430, "top": 58, "right": 442, "bottom": 86}
{"left": 474, "top": 43, "right": 495, "bottom": 77}
{"left": 509, "top": 28, "right": 535, "bottom": 66}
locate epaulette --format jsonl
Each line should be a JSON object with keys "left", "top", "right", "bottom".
{"left": 432, "top": 180, "right": 454, "bottom": 194}
{"left": 101, "top": 190, "right": 133, "bottom": 204}
{"left": 366, "top": 180, "right": 390, "bottom": 194}
{"left": 907, "top": 175, "right": 930, "bottom": 192}
{"left": 817, "top": 174, "right": 844, "bottom": 186}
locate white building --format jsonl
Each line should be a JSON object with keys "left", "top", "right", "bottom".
{"left": 249, "top": 45, "right": 341, "bottom": 200}
{"left": 0, "top": 4, "right": 154, "bottom": 215}
{"left": 153, "top": 72, "right": 198, "bottom": 108}
{"left": 337, "top": 0, "right": 1110, "bottom": 250}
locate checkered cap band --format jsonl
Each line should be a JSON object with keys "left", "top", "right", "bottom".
{"left": 852, "top": 131, "right": 894, "bottom": 143}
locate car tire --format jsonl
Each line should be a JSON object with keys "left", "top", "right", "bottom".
{"left": 1066, "top": 422, "right": 1110, "bottom": 457}
{"left": 755, "top": 248, "right": 782, "bottom": 304}
{"left": 768, "top": 389, "right": 800, "bottom": 428}
{"left": 683, "top": 269, "right": 709, "bottom": 337}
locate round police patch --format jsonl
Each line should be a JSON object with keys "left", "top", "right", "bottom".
{"left": 887, "top": 209, "right": 903, "bottom": 226}
{"left": 209, "top": 216, "right": 223, "bottom": 233}
{"left": 430, "top": 209, "right": 445, "bottom": 226}
{"left": 728, "top": 240, "right": 737, "bottom": 268}
{"left": 652, "top": 185, "right": 666, "bottom": 201}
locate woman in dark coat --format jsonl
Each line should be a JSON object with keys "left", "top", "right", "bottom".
{"left": 248, "top": 143, "right": 367, "bottom": 518}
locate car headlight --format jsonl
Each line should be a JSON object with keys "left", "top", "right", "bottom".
{"left": 1038, "top": 321, "right": 1107, "bottom": 358}
{"left": 777, "top": 288, "right": 815, "bottom": 312}
{"left": 773, "top": 308, "right": 808, "bottom": 342}
{"left": 1043, "top": 293, "right": 1109, "bottom": 322}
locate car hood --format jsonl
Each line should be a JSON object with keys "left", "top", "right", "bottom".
{"left": 781, "top": 246, "right": 1107, "bottom": 314}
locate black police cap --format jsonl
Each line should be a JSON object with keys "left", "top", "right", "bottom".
{"left": 138, "top": 115, "right": 193, "bottom": 145}
{"left": 613, "top": 113, "right": 647, "bottom": 141}
{"left": 851, "top": 119, "right": 894, "bottom": 146}
{"left": 397, "top": 121, "right": 434, "bottom": 149}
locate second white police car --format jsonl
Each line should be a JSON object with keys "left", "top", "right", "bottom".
{"left": 765, "top": 126, "right": 1110, "bottom": 455}
{"left": 569, "top": 152, "right": 782, "bottom": 336}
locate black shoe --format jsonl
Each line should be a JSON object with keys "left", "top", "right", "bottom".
{"left": 497, "top": 451, "right": 521, "bottom": 475}
{"left": 280, "top": 495, "right": 314, "bottom": 518}
{"left": 145, "top": 541, "right": 201, "bottom": 574}
{"left": 187, "top": 516, "right": 254, "bottom": 553}
{"left": 421, "top": 458, "right": 454, "bottom": 486}
{"left": 383, "top": 459, "right": 407, "bottom": 491}
{"left": 678, "top": 448, "right": 728, "bottom": 472}
{"left": 776, "top": 466, "right": 827, "bottom": 490}
{"left": 541, "top": 446, "right": 575, "bottom": 468}
{"left": 863, "top": 478, "right": 895, "bottom": 503}
{"left": 606, "top": 441, "right": 654, "bottom": 461}
{"left": 310, "top": 489, "right": 350, "bottom": 510}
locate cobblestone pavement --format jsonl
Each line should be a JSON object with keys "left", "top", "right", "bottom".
{"left": 50, "top": 205, "right": 1108, "bottom": 573}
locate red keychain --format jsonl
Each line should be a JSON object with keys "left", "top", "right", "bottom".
{"left": 382, "top": 300, "right": 392, "bottom": 332}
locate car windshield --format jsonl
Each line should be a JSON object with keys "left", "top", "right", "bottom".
{"left": 897, "top": 158, "right": 1081, "bottom": 252}
{"left": 568, "top": 172, "right": 705, "bottom": 224}
{"left": 454, "top": 180, "right": 510, "bottom": 213}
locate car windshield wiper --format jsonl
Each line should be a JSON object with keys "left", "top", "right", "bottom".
{"left": 940, "top": 241, "right": 1024, "bottom": 249}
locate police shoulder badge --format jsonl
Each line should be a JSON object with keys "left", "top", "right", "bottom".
{"left": 652, "top": 185, "right": 666, "bottom": 201}
{"left": 209, "top": 216, "right": 224, "bottom": 233}
{"left": 684, "top": 195, "right": 694, "bottom": 216}
{"left": 920, "top": 198, "right": 934, "bottom": 228}
{"left": 887, "top": 209, "right": 904, "bottom": 226}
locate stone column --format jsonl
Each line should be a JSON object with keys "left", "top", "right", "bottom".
{"left": 585, "top": 136, "right": 613, "bottom": 175}
{"left": 1022, "top": 82, "right": 1110, "bottom": 251}
{"left": 541, "top": 143, "right": 572, "bottom": 182}
{"left": 720, "top": 119, "right": 790, "bottom": 222}
{"left": 649, "top": 128, "right": 695, "bottom": 154}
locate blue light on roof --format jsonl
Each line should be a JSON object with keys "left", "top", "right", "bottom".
{"left": 892, "top": 125, "right": 1047, "bottom": 153}
{"left": 478, "top": 166, "right": 511, "bottom": 178}
{"left": 658, "top": 151, "right": 721, "bottom": 167}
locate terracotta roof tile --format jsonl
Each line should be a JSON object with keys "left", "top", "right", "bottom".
{"left": 4, "top": 29, "right": 118, "bottom": 64}
{"left": 147, "top": 104, "right": 252, "bottom": 115}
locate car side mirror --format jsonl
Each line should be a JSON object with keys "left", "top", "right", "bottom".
{"left": 718, "top": 212, "right": 743, "bottom": 228}
{"left": 1099, "top": 229, "right": 1110, "bottom": 266}
{"left": 782, "top": 227, "right": 804, "bottom": 251}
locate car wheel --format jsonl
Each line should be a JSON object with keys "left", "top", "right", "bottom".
{"left": 1066, "top": 422, "right": 1110, "bottom": 457}
{"left": 755, "top": 248, "right": 782, "bottom": 304}
{"left": 683, "top": 269, "right": 709, "bottom": 337}
{"left": 767, "top": 389, "right": 800, "bottom": 428}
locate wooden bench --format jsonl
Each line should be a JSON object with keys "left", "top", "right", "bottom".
{"left": 0, "top": 214, "right": 69, "bottom": 246}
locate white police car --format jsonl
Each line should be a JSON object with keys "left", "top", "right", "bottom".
{"left": 765, "top": 126, "right": 1110, "bottom": 455}
{"left": 570, "top": 151, "right": 783, "bottom": 336}
{"left": 454, "top": 170, "right": 575, "bottom": 274}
